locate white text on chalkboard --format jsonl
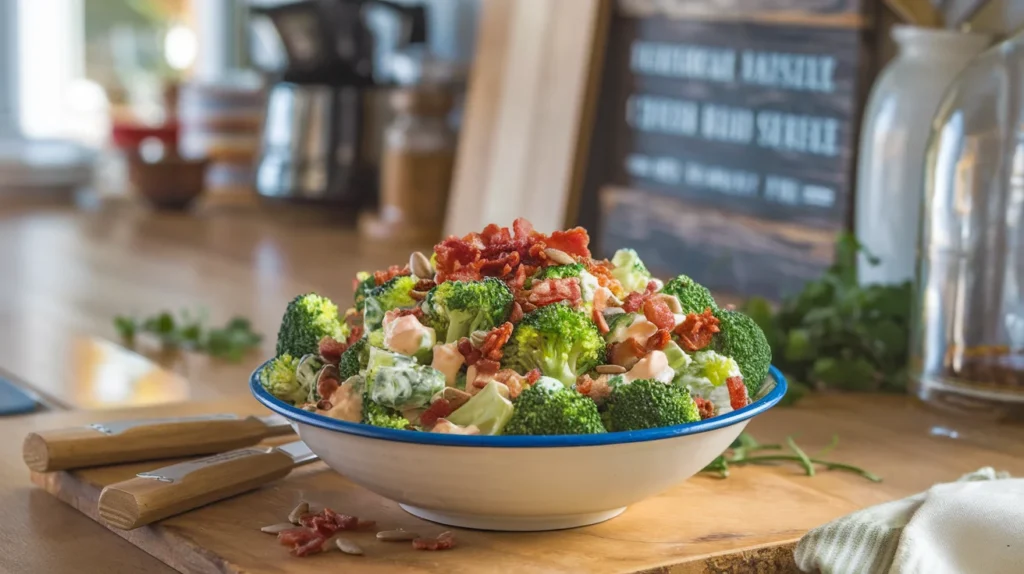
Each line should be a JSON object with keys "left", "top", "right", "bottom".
{"left": 630, "top": 41, "right": 837, "bottom": 94}
{"left": 627, "top": 95, "right": 841, "bottom": 157}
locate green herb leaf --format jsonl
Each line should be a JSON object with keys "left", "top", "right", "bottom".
{"left": 113, "top": 309, "right": 262, "bottom": 362}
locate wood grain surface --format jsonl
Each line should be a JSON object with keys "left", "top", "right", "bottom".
{"left": 24, "top": 393, "right": 1024, "bottom": 574}
{"left": 0, "top": 205, "right": 428, "bottom": 410}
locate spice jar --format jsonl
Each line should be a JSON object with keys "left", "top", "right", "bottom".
{"left": 910, "top": 30, "right": 1024, "bottom": 418}
{"left": 358, "top": 87, "right": 456, "bottom": 243}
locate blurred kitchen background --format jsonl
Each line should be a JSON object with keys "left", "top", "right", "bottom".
{"left": 1, "top": 0, "right": 1023, "bottom": 419}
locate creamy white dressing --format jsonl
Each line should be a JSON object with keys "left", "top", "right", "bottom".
{"left": 579, "top": 270, "right": 600, "bottom": 302}
{"left": 430, "top": 342, "right": 465, "bottom": 386}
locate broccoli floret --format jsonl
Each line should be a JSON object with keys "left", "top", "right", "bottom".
{"left": 422, "top": 278, "right": 513, "bottom": 343}
{"left": 501, "top": 303, "right": 604, "bottom": 386}
{"left": 446, "top": 381, "right": 514, "bottom": 435}
{"left": 367, "top": 329, "right": 386, "bottom": 349}
{"left": 259, "top": 354, "right": 308, "bottom": 405}
{"left": 536, "top": 263, "right": 584, "bottom": 280}
{"left": 353, "top": 272, "right": 377, "bottom": 312}
{"left": 714, "top": 310, "right": 771, "bottom": 396}
{"left": 366, "top": 363, "right": 446, "bottom": 410}
{"left": 338, "top": 337, "right": 370, "bottom": 379}
{"left": 503, "top": 377, "right": 606, "bottom": 435}
{"left": 275, "top": 293, "right": 346, "bottom": 359}
{"left": 363, "top": 275, "right": 418, "bottom": 331}
{"left": 361, "top": 393, "right": 409, "bottom": 429}
{"left": 610, "top": 248, "right": 652, "bottom": 293}
{"left": 660, "top": 275, "right": 717, "bottom": 315}
{"left": 606, "top": 379, "right": 699, "bottom": 431}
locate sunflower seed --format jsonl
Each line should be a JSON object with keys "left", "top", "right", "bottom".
{"left": 469, "top": 330, "right": 489, "bottom": 347}
{"left": 544, "top": 248, "right": 575, "bottom": 266}
{"left": 656, "top": 293, "right": 683, "bottom": 314}
{"left": 410, "top": 252, "right": 433, "bottom": 279}
{"left": 334, "top": 537, "right": 364, "bottom": 555}
{"left": 377, "top": 529, "right": 419, "bottom": 541}
{"left": 260, "top": 522, "right": 296, "bottom": 534}
{"left": 288, "top": 501, "right": 309, "bottom": 525}
{"left": 595, "top": 364, "right": 627, "bottom": 375}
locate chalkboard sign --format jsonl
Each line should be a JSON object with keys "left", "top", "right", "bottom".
{"left": 581, "top": 0, "right": 877, "bottom": 300}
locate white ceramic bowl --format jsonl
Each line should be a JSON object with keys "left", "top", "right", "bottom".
{"left": 251, "top": 365, "right": 787, "bottom": 531}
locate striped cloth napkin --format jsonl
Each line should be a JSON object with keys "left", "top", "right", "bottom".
{"left": 794, "top": 468, "right": 1023, "bottom": 574}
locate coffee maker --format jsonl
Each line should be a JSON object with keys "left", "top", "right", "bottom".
{"left": 251, "top": 0, "right": 426, "bottom": 206}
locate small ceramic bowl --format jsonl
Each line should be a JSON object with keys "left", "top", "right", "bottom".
{"left": 251, "top": 363, "right": 787, "bottom": 531}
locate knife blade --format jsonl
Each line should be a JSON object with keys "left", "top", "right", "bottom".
{"left": 98, "top": 440, "right": 318, "bottom": 530}
{"left": 23, "top": 413, "right": 294, "bottom": 472}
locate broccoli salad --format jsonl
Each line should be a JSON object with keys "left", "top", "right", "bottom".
{"left": 259, "top": 218, "right": 772, "bottom": 436}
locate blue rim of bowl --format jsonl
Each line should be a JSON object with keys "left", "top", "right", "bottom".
{"left": 251, "top": 360, "right": 787, "bottom": 448}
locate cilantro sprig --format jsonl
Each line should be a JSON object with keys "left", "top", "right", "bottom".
{"left": 114, "top": 310, "right": 262, "bottom": 362}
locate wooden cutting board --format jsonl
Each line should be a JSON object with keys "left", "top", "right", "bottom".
{"left": 30, "top": 394, "right": 1024, "bottom": 574}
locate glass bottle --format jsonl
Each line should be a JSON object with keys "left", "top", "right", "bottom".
{"left": 911, "top": 30, "right": 1024, "bottom": 418}
{"left": 855, "top": 26, "right": 991, "bottom": 286}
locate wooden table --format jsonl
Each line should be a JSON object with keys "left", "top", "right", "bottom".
{"left": 5, "top": 394, "right": 1024, "bottom": 573}
{"left": 0, "top": 205, "right": 428, "bottom": 409}
{"left": 2, "top": 205, "right": 1024, "bottom": 572}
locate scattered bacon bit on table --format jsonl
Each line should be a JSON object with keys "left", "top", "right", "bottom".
{"left": 412, "top": 531, "right": 456, "bottom": 551}
{"left": 373, "top": 264, "right": 410, "bottom": 285}
{"left": 419, "top": 398, "right": 453, "bottom": 428}
{"left": 726, "top": 376, "right": 749, "bottom": 410}
{"left": 278, "top": 508, "right": 368, "bottom": 557}
{"left": 673, "top": 308, "right": 720, "bottom": 352}
{"left": 694, "top": 397, "right": 715, "bottom": 420}
{"left": 526, "top": 277, "right": 582, "bottom": 309}
{"left": 318, "top": 336, "right": 348, "bottom": 365}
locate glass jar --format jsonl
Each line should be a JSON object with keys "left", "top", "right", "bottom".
{"left": 855, "top": 26, "right": 991, "bottom": 286}
{"left": 911, "top": 31, "right": 1024, "bottom": 418}
{"left": 360, "top": 87, "right": 456, "bottom": 243}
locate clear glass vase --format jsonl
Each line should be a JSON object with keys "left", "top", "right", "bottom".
{"left": 911, "top": 30, "right": 1024, "bottom": 419}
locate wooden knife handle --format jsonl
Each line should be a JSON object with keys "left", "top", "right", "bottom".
{"left": 98, "top": 447, "right": 296, "bottom": 530}
{"left": 23, "top": 416, "right": 277, "bottom": 472}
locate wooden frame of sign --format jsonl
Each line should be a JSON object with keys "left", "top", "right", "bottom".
{"left": 578, "top": 0, "right": 879, "bottom": 300}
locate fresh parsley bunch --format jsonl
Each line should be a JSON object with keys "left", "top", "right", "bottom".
{"left": 743, "top": 234, "right": 913, "bottom": 403}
